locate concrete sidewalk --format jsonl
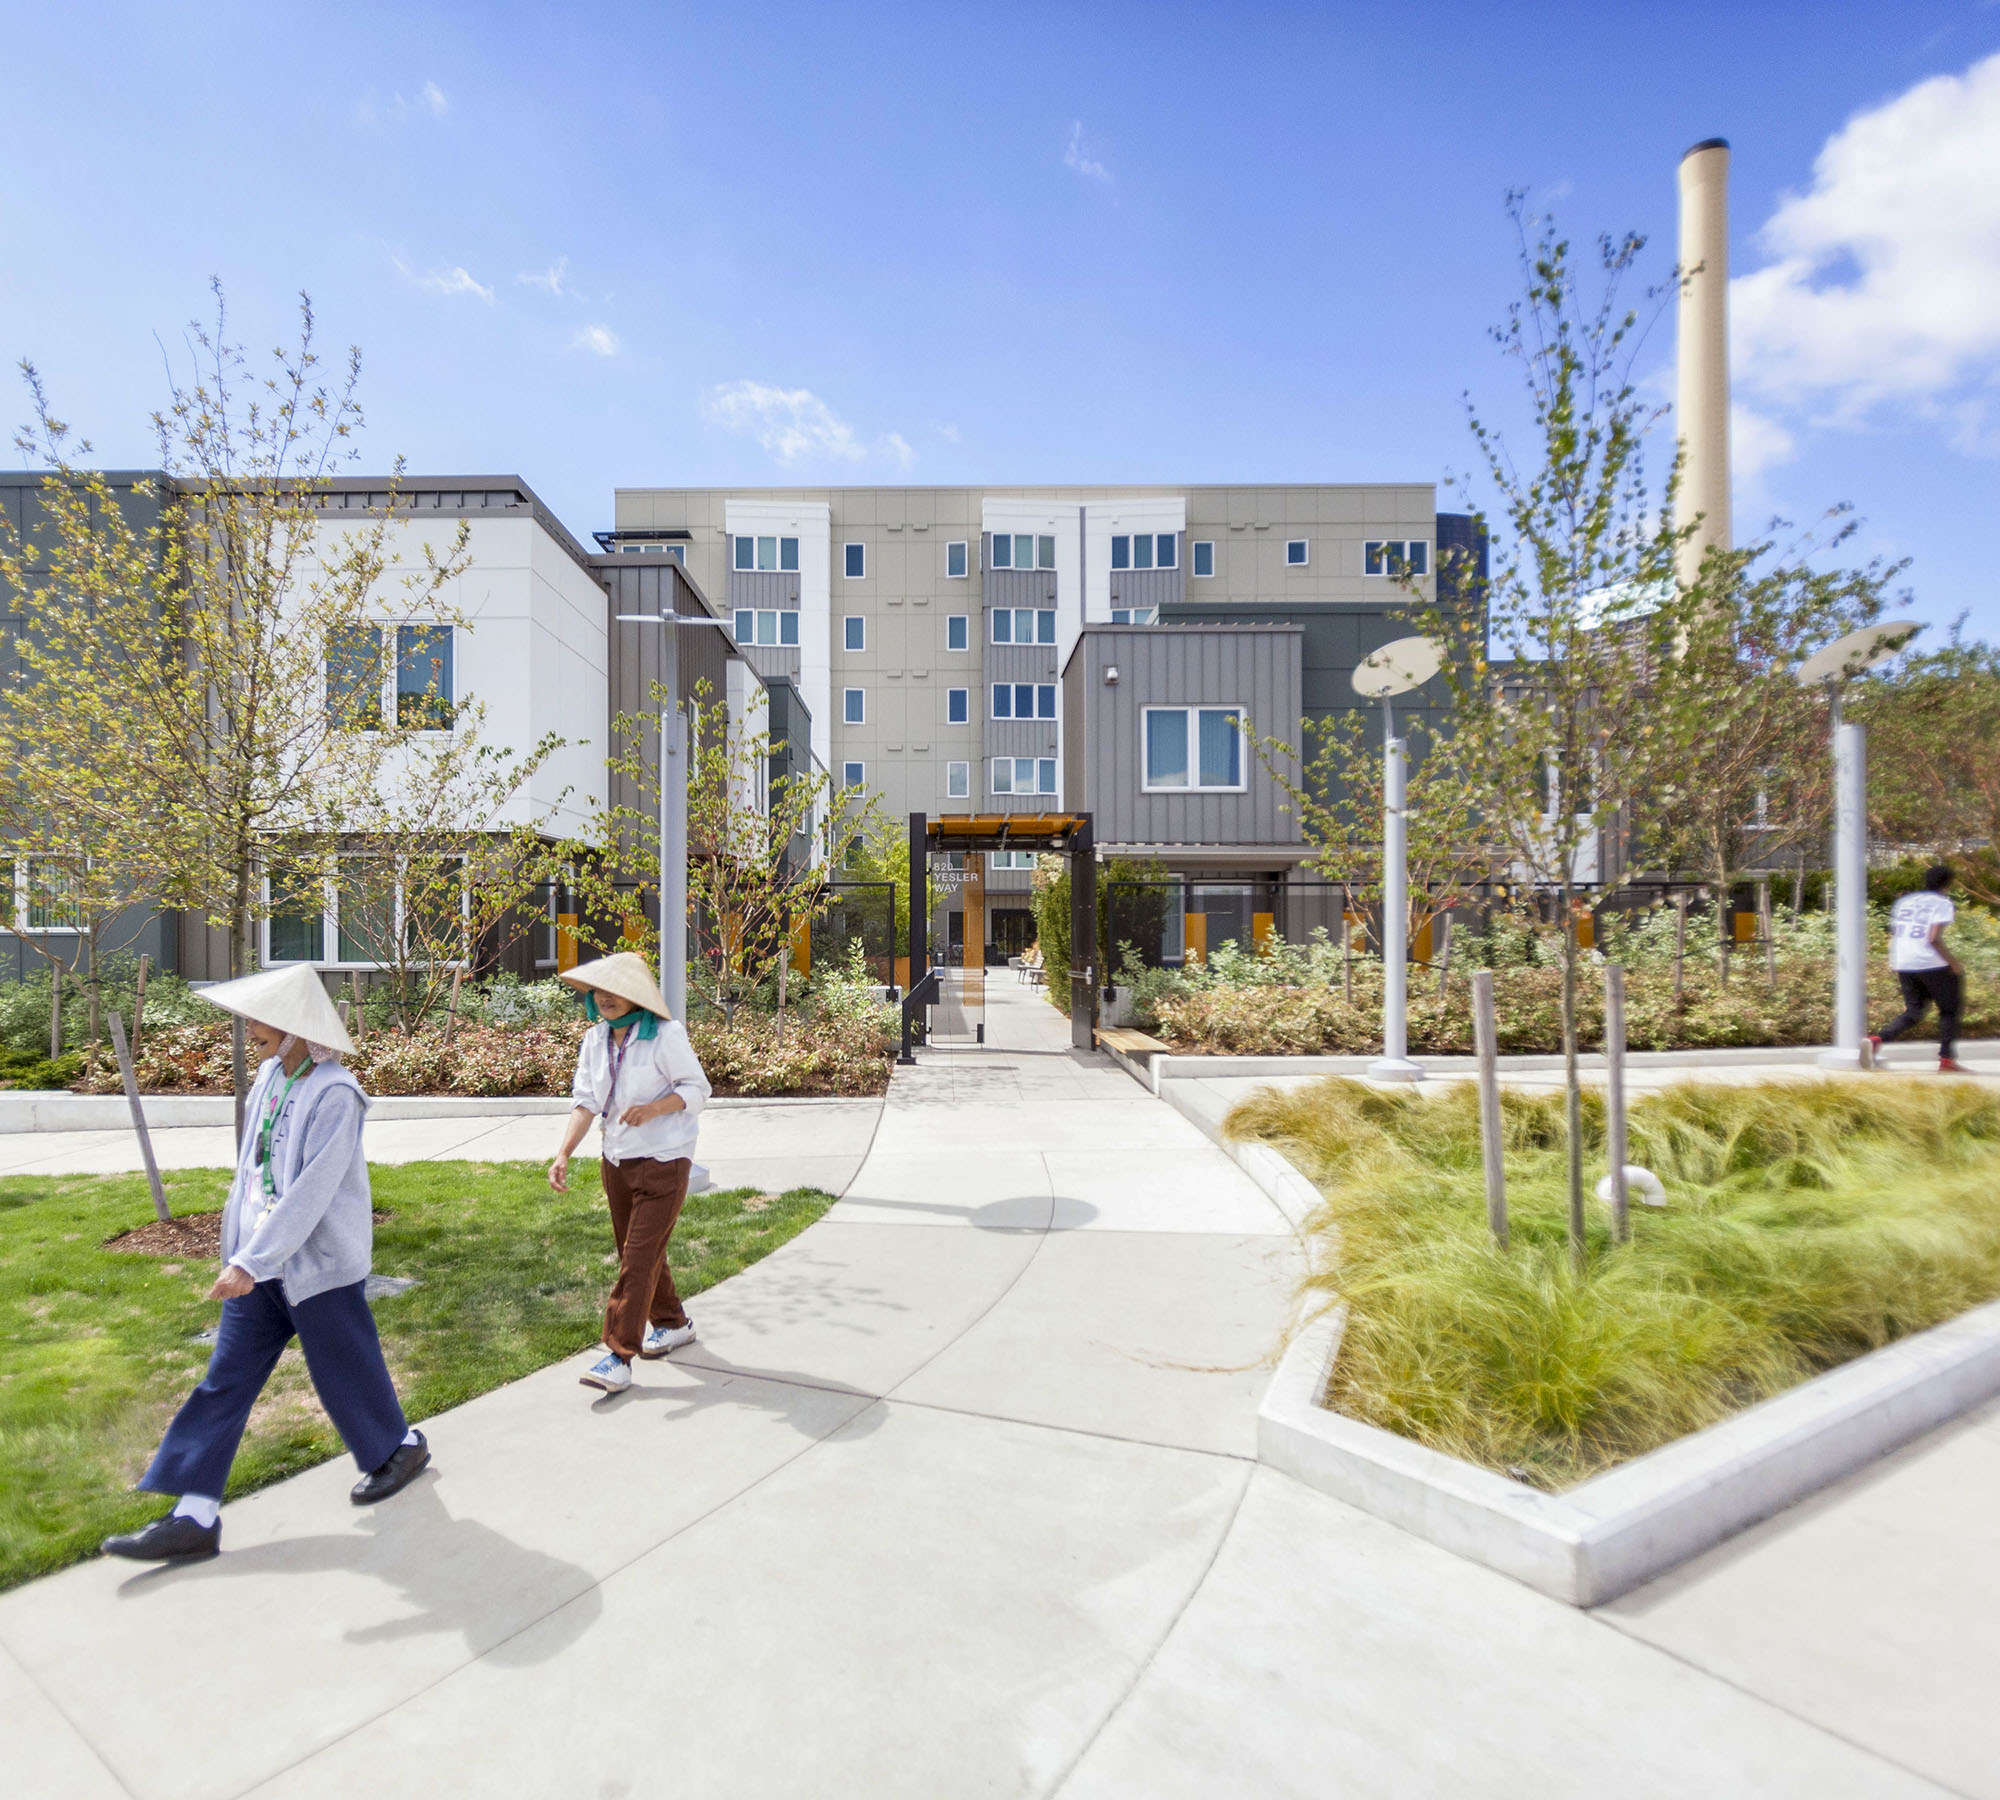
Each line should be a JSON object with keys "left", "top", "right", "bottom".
{"left": 1, "top": 980, "right": 1994, "bottom": 1797}
{"left": 0, "top": 1095, "right": 882, "bottom": 1199}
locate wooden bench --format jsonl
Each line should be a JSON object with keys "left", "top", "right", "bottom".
{"left": 1096, "top": 1027, "right": 1168, "bottom": 1057}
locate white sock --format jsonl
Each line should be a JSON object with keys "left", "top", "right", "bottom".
{"left": 172, "top": 1494, "right": 221, "bottom": 1529}
{"left": 401, "top": 1427, "right": 421, "bottom": 1447}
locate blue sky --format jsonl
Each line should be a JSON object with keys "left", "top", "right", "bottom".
{"left": 3, "top": 1, "right": 1998, "bottom": 640}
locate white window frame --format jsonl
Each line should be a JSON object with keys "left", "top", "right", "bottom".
{"left": 1140, "top": 705, "right": 1248, "bottom": 794}
{"left": 843, "top": 615, "right": 866, "bottom": 653}
{"left": 947, "top": 687, "right": 969, "bottom": 725}
{"left": 843, "top": 542, "right": 866, "bottom": 579}
{"left": 1285, "top": 539, "right": 1309, "bottom": 567}
{"left": 945, "top": 541, "right": 969, "bottom": 579}
{"left": 735, "top": 609, "right": 799, "bottom": 648}
{"left": 1036, "top": 683, "right": 1056, "bottom": 719}
{"left": 11, "top": 858, "right": 84, "bottom": 934}
{"left": 990, "top": 756, "right": 1056, "bottom": 796}
{"left": 260, "top": 860, "right": 471, "bottom": 971}
{"left": 946, "top": 760, "right": 970, "bottom": 799}
{"left": 1191, "top": 540, "right": 1216, "bottom": 577}
{"left": 843, "top": 687, "right": 866, "bottom": 724}
{"left": 945, "top": 613, "right": 969, "bottom": 652}
{"left": 842, "top": 761, "right": 866, "bottom": 790}
{"left": 1363, "top": 539, "right": 1430, "bottom": 577}
{"left": 1156, "top": 533, "right": 1177, "bottom": 570}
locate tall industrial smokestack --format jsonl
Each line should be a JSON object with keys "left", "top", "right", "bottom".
{"left": 1674, "top": 138, "right": 1731, "bottom": 590}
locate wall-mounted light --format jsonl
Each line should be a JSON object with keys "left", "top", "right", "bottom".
{"left": 1104, "top": 665, "right": 1120, "bottom": 685}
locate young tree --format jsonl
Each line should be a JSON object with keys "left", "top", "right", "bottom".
{"left": 0, "top": 287, "right": 469, "bottom": 1122}
{"left": 1415, "top": 199, "right": 1686, "bottom": 1270}
{"left": 1855, "top": 626, "right": 2000, "bottom": 903}
{"left": 1647, "top": 525, "right": 1900, "bottom": 973}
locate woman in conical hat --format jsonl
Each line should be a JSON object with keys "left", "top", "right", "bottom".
{"left": 548, "top": 951, "right": 712, "bottom": 1396}
{"left": 102, "top": 965, "right": 430, "bottom": 1563}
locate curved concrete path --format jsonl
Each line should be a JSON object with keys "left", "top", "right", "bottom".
{"left": 2, "top": 981, "right": 1992, "bottom": 1797}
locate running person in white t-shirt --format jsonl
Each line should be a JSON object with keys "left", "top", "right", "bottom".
{"left": 1870, "top": 864, "right": 1969, "bottom": 1073}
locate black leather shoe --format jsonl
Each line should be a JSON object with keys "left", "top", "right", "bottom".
{"left": 102, "top": 1513, "right": 221, "bottom": 1561}
{"left": 351, "top": 1430, "right": 430, "bottom": 1505}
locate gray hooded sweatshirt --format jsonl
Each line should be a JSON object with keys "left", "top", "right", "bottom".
{"left": 221, "top": 1056, "right": 375, "bottom": 1303}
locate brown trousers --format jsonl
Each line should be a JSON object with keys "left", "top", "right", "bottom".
{"left": 600, "top": 1155, "right": 692, "bottom": 1359}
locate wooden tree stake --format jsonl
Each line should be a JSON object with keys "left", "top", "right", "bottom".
{"left": 1604, "top": 963, "right": 1630, "bottom": 1243}
{"left": 108, "top": 1012, "right": 170, "bottom": 1225}
{"left": 133, "top": 952, "right": 150, "bottom": 1057}
{"left": 1758, "top": 877, "right": 1776, "bottom": 986}
{"left": 1472, "top": 969, "right": 1507, "bottom": 1248}
{"left": 350, "top": 971, "right": 365, "bottom": 1039}
{"left": 1672, "top": 892, "right": 1688, "bottom": 1009}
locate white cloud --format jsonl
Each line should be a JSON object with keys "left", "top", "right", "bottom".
{"left": 1733, "top": 51, "right": 2000, "bottom": 445}
{"left": 1064, "top": 122, "right": 1111, "bottom": 183}
{"left": 881, "top": 431, "right": 916, "bottom": 471}
{"left": 417, "top": 265, "right": 493, "bottom": 301}
{"left": 421, "top": 79, "right": 448, "bottom": 117}
{"left": 936, "top": 422, "right": 961, "bottom": 444}
{"left": 573, "top": 325, "right": 620, "bottom": 357}
{"left": 518, "top": 256, "right": 572, "bottom": 297}
{"left": 1731, "top": 402, "right": 1797, "bottom": 482}
{"left": 702, "top": 381, "right": 868, "bottom": 464}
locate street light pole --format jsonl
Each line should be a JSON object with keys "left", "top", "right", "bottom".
{"left": 615, "top": 607, "right": 734, "bottom": 1022}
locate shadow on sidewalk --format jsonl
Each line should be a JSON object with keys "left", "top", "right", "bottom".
{"left": 114, "top": 1474, "right": 603, "bottom": 1665}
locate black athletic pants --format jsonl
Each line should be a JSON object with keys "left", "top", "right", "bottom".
{"left": 1878, "top": 967, "right": 1961, "bottom": 1061}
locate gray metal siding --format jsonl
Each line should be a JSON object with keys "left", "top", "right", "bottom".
{"left": 1070, "top": 626, "right": 1301, "bottom": 848}
{"left": 602, "top": 564, "right": 731, "bottom": 840}
{"left": 728, "top": 567, "right": 803, "bottom": 610}
{"left": 1107, "top": 537, "right": 1185, "bottom": 615}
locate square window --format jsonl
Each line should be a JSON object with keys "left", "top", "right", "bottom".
{"left": 733, "top": 536, "right": 754, "bottom": 571}
{"left": 1036, "top": 684, "right": 1055, "bottom": 719}
{"left": 780, "top": 536, "right": 799, "bottom": 572}
{"left": 1145, "top": 709, "right": 1189, "bottom": 788}
{"left": 991, "top": 534, "right": 1011, "bottom": 569}
{"left": 844, "top": 616, "right": 865, "bottom": 652}
{"left": 991, "top": 757, "right": 1013, "bottom": 795}
{"left": 1286, "top": 539, "right": 1309, "bottom": 566}
{"left": 947, "top": 614, "right": 969, "bottom": 651}
{"left": 1013, "top": 533, "right": 1034, "bottom": 569}
{"left": 1111, "top": 608, "right": 1131, "bottom": 626}
{"left": 844, "top": 542, "right": 865, "bottom": 579}
{"left": 947, "top": 687, "right": 968, "bottom": 724}
{"left": 1157, "top": 534, "right": 1177, "bottom": 569}
{"left": 395, "top": 625, "right": 454, "bottom": 729}
{"left": 843, "top": 761, "right": 865, "bottom": 789}
{"left": 991, "top": 684, "right": 1012, "bottom": 719}
{"left": 992, "top": 609, "right": 1012, "bottom": 645}
{"left": 756, "top": 611, "right": 778, "bottom": 646}
{"left": 1192, "top": 540, "right": 1215, "bottom": 578}
{"left": 733, "top": 609, "right": 754, "bottom": 644}
{"left": 1111, "top": 535, "right": 1130, "bottom": 571}
{"left": 1013, "top": 683, "right": 1034, "bottom": 718}
{"left": 843, "top": 688, "right": 865, "bottom": 724}
{"left": 1406, "top": 540, "right": 1429, "bottom": 575}
{"left": 1038, "top": 534, "right": 1055, "bottom": 569}
{"left": 756, "top": 535, "right": 778, "bottom": 572}
{"left": 1133, "top": 534, "right": 1154, "bottom": 571}
{"left": 1038, "top": 758, "right": 1056, "bottom": 794}
{"left": 1037, "top": 610, "right": 1055, "bottom": 644}
{"left": 946, "top": 540, "right": 968, "bottom": 579}
{"left": 780, "top": 610, "right": 799, "bottom": 647}
{"left": 947, "top": 760, "right": 969, "bottom": 798}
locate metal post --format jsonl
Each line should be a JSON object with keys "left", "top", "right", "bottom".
{"left": 108, "top": 1013, "right": 170, "bottom": 1225}
{"left": 1371, "top": 700, "right": 1421, "bottom": 1081}
{"left": 1604, "top": 963, "right": 1630, "bottom": 1242}
{"left": 1819, "top": 694, "right": 1869, "bottom": 1068}
{"left": 1471, "top": 970, "right": 1506, "bottom": 1248}
{"left": 1070, "top": 813, "right": 1097, "bottom": 1051}
{"left": 660, "top": 622, "right": 687, "bottom": 1022}
{"left": 907, "top": 811, "right": 928, "bottom": 996}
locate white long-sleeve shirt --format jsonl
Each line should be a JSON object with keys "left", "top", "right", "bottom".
{"left": 570, "top": 1018, "right": 711, "bottom": 1165}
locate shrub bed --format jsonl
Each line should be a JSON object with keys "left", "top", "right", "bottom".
{"left": 1227, "top": 1076, "right": 2000, "bottom": 1488}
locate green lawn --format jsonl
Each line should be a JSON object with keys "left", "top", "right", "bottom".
{"left": 0, "top": 1162, "right": 833, "bottom": 1592}
{"left": 1227, "top": 1076, "right": 2000, "bottom": 1488}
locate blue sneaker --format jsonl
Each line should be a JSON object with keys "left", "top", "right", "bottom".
{"left": 581, "top": 1352, "right": 632, "bottom": 1394}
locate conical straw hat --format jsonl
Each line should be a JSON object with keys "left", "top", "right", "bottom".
{"left": 559, "top": 951, "right": 673, "bottom": 1019}
{"left": 199, "top": 964, "right": 357, "bottom": 1055}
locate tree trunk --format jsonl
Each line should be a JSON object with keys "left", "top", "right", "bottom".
{"left": 49, "top": 954, "right": 62, "bottom": 1060}
{"left": 1714, "top": 881, "right": 1731, "bottom": 986}
{"left": 229, "top": 838, "right": 252, "bottom": 1144}
{"left": 1560, "top": 880, "right": 1585, "bottom": 1275}
{"left": 85, "top": 923, "right": 103, "bottom": 1061}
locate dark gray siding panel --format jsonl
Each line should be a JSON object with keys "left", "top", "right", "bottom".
{"left": 729, "top": 568, "right": 802, "bottom": 610}
{"left": 1070, "top": 626, "right": 1301, "bottom": 849}
{"left": 602, "top": 563, "right": 732, "bottom": 843}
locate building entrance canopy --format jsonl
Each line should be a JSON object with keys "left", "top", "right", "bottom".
{"left": 922, "top": 812, "right": 1093, "bottom": 855}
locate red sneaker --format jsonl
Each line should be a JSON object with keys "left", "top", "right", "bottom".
{"left": 1866, "top": 1034, "right": 1883, "bottom": 1067}
{"left": 1940, "top": 1058, "right": 1972, "bottom": 1075}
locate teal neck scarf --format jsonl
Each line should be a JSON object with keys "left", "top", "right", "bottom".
{"left": 585, "top": 995, "right": 660, "bottom": 1040}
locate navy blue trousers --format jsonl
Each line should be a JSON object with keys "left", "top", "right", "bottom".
{"left": 141, "top": 1277, "right": 407, "bottom": 1500}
